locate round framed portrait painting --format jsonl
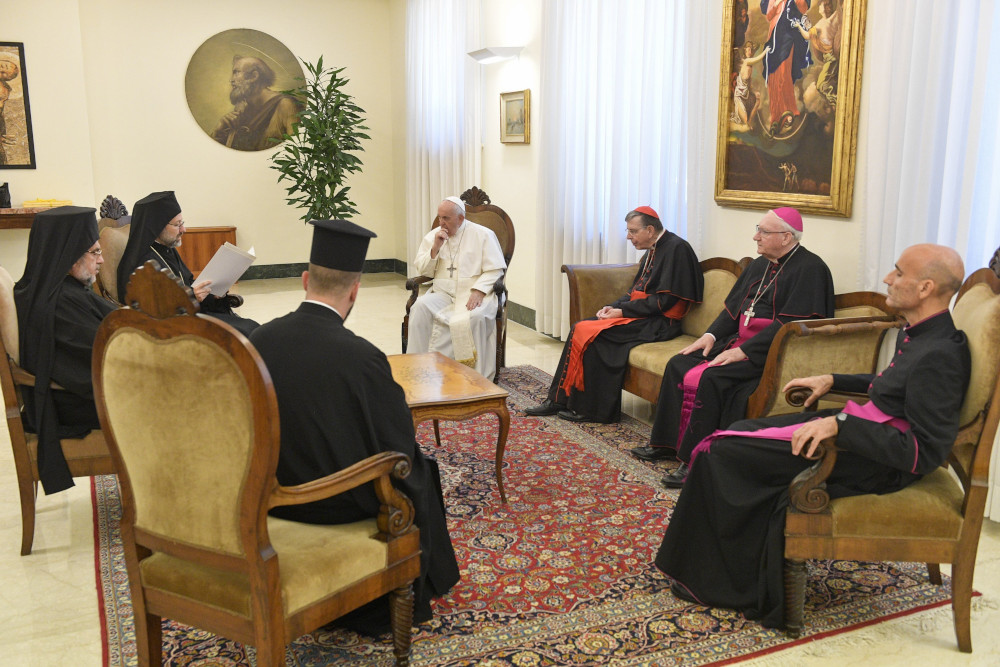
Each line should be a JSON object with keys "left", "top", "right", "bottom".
{"left": 185, "top": 28, "right": 304, "bottom": 152}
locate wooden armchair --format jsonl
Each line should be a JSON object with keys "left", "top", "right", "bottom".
{"left": 0, "top": 266, "right": 115, "bottom": 555}
{"left": 92, "top": 261, "right": 422, "bottom": 666}
{"left": 783, "top": 268, "right": 1000, "bottom": 652}
{"left": 402, "top": 186, "right": 515, "bottom": 371}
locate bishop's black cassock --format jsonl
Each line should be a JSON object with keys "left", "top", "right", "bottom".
{"left": 648, "top": 245, "right": 835, "bottom": 461}
{"left": 14, "top": 206, "right": 117, "bottom": 494}
{"left": 655, "top": 310, "right": 971, "bottom": 628}
{"left": 544, "top": 230, "right": 704, "bottom": 422}
{"left": 117, "top": 191, "right": 258, "bottom": 337}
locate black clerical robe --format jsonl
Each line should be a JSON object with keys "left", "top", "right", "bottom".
{"left": 249, "top": 302, "right": 460, "bottom": 627}
{"left": 123, "top": 242, "right": 259, "bottom": 337}
{"left": 648, "top": 245, "right": 834, "bottom": 460}
{"left": 655, "top": 311, "right": 971, "bottom": 628}
{"left": 544, "top": 231, "right": 703, "bottom": 422}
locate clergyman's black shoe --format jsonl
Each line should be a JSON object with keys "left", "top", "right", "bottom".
{"left": 524, "top": 400, "right": 562, "bottom": 416}
{"left": 557, "top": 409, "right": 598, "bottom": 423}
{"left": 629, "top": 446, "right": 676, "bottom": 462}
{"left": 660, "top": 463, "right": 689, "bottom": 489}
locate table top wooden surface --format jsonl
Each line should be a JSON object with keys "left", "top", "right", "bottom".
{"left": 0, "top": 208, "right": 48, "bottom": 230}
{"left": 387, "top": 352, "right": 507, "bottom": 408}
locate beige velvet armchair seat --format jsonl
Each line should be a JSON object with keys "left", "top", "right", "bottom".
{"left": 402, "top": 186, "right": 516, "bottom": 371}
{"left": 92, "top": 261, "right": 422, "bottom": 666}
{"left": 0, "top": 266, "right": 115, "bottom": 556}
{"left": 783, "top": 268, "right": 1000, "bottom": 652}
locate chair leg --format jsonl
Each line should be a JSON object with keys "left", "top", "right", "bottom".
{"left": 18, "top": 479, "right": 37, "bottom": 556}
{"left": 135, "top": 611, "right": 161, "bottom": 667}
{"left": 784, "top": 558, "right": 807, "bottom": 638}
{"left": 389, "top": 583, "right": 414, "bottom": 667}
{"left": 927, "top": 562, "right": 942, "bottom": 585}
{"left": 951, "top": 552, "right": 975, "bottom": 652}
{"left": 433, "top": 419, "right": 441, "bottom": 447}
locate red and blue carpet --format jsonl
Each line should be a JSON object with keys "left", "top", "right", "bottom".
{"left": 94, "top": 365, "right": 956, "bottom": 665}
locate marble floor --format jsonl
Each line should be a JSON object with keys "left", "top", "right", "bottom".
{"left": 1, "top": 273, "right": 997, "bottom": 665}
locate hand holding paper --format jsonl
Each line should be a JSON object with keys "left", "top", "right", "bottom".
{"left": 197, "top": 243, "right": 256, "bottom": 296}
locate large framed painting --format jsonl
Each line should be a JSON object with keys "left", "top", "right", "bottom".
{"left": 714, "top": 0, "right": 867, "bottom": 217}
{"left": 0, "top": 42, "right": 36, "bottom": 169}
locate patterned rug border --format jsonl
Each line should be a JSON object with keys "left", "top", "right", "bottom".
{"left": 92, "top": 364, "right": 965, "bottom": 666}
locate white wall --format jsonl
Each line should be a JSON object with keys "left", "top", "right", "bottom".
{"left": 2, "top": 0, "right": 407, "bottom": 278}
{"left": 0, "top": 0, "right": 96, "bottom": 274}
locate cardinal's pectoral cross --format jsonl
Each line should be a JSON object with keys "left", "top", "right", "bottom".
{"left": 743, "top": 306, "right": 755, "bottom": 326}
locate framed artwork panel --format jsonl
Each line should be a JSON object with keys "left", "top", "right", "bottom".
{"left": 714, "top": 0, "right": 867, "bottom": 217}
{"left": 0, "top": 42, "right": 36, "bottom": 169}
{"left": 500, "top": 90, "right": 530, "bottom": 144}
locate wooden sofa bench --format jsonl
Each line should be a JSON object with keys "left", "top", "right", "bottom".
{"left": 562, "top": 258, "right": 896, "bottom": 418}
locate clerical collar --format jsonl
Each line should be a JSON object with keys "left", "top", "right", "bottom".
{"left": 303, "top": 299, "right": 345, "bottom": 319}
{"left": 904, "top": 309, "right": 951, "bottom": 334}
{"left": 772, "top": 243, "right": 800, "bottom": 265}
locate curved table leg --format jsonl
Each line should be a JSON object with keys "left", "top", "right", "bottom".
{"left": 494, "top": 403, "right": 511, "bottom": 503}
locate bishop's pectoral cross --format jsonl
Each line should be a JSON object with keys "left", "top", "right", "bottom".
{"left": 743, "top": 306, "right": 755, "bottom": 326}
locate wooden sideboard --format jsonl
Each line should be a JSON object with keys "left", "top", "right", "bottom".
{"left": 0, "top": 208, "right": 47, "bottom": 229}
{"left": 176, "top": 226, "right": 237, "bottom": 275}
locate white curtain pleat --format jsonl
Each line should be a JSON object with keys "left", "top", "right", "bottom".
{"left": 405, "top": 0, "right": 480, "bottom": 276}
{"left": 536, "top": 0, "right": 696, "bottom": 339}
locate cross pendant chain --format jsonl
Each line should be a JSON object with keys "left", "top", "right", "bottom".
{"left": 743, "top": 306, "right": 755, "bottom": 326}
{"left": 447, "top": 265, "right": 456, "bottom": 277}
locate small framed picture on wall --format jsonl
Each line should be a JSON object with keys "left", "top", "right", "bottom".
{"left": 500, "top": 90, "right": 530, "bottom": 144}
{"left": 1, "top": 42, "right": 36, "bottom": 169}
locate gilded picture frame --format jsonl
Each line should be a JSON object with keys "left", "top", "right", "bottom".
{"left": 0, "top": 42, "right": 37, "bottom": 169}
{"left": 714, "top": 0, "right": 867, "bottom": 217}
{"left": 500, "top": 90, "right": 530, "bottom": 144}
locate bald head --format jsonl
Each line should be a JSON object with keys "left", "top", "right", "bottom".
{"left": 911, "top": 243, "right": 965, "bottom": 300}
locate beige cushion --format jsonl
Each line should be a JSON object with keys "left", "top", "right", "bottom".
{"left": 952, "top": 283, "right": 1000, "bottom": 427}
{"left": 0, "top": 266, "right": 18, "bottom": 363}
{"left": 628, "top": 336, "right": 698, "bottom": 375}
{"left": 682, "top": 268, "right": 737, "bottom": 337}
{"left": 97, "top": 224, "right": 130, "bottom": 303}
{"left": 139, "top": 518, "right": 388, "bottom": 617}
{"left": 101, "top": 329, "right": 254, "bottom": 556}
{"left": 828, "top": 467, "right": 964, "bottom": 539}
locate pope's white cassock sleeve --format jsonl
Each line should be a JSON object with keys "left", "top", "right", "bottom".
{"left": 407, "top": 221, "right": 507, "bottom": 381}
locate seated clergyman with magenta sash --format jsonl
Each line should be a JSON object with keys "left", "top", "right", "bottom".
{"left": 654, "top": 243, "right": 971, "bottom": 629}
{"left": 524, "top": 206, "right": 703, "bottom": 423}
{"left": 630, "top": 207, "right": 835, "bottom": 487}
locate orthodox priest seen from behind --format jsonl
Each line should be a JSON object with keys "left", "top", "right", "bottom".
{"left": 631, "top": 207, "right": 835, "bottom": 487}
{"left": 117, "top": 191, "right": 259, "bottom": 337}
{"left": 524, "top": 206, "right": 703, "bottom": 423}
{"left": 13, "top": 206, "right": 117, "bottom": 494}
{"left": 656, "top": 244, "right": 970, "bottom": 629}
{"left": 407, "top": 196, "right": 507, "bottom": 381}
{"left": 249, "top": 219, "right": 459, "bottom": 634}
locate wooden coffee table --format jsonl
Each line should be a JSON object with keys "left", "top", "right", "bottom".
{"left": 387, "top": 352, "right": 511, "bottom": 502}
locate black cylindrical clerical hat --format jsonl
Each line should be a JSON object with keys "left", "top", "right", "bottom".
{"left": 309, "top": 219, "right": 377, "bottom": 272}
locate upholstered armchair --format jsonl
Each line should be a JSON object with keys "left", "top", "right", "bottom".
{"left": 92, "top": 261, "right": 422, "bottom": 666}
{"left": 402, "top": 186, "right": 516, "bottom": 371}
{"left": 782, "top": 268, "right": 1000, "bottom": 652}
{"left": 0, "top": 266, "right": 116, "bottom": 556}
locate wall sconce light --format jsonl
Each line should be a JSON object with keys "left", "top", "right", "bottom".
{"left": 467, "top": 47, "right": 523, "bottom": 65}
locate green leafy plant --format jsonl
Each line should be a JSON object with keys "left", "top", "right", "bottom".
{"left": 270, "top": 56, "right": 370, "bottom": 221}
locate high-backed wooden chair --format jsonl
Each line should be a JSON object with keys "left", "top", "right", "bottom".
{"left": 92, "top": 261, "right": 422, "bottom": 666}
{"left": 402, "top": 186, "right": 515, "bottom": 372}
{"left": 96, "top": 223, "right": 131, "bottom": 303}
{"left": 0, "top": 266, "right": 115, "bottom": 556}
{"left": 783, "top": 268, "right": 1000, "bottom": 652}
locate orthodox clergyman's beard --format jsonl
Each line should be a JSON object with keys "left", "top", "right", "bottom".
{"left": 157, "top": 234, "right": 182, "bottom": 249}
{"left": 230, "top": 80, "right": 259, "bottom": 106}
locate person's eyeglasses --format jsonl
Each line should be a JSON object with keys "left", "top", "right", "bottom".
{"left": 166, "top": 219, "right": 186, "bottom": 228}
{"left": 755, "top": 225, "right": 788, "bottom": 236}
{"left": 626, "top": 227, "right": 646, "bottom": 236}
{"left": 86, "top": 248, "right": 103, "bottom": 256}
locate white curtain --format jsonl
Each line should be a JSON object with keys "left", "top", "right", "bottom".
{"left": 536, "top": 0, "right": 711, "bottom": 339}
{"left": 405, "top": 0, "right": 480, "bottom": 274}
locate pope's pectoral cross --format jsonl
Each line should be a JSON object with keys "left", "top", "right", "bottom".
{"left": 743, "top": 306, "right": 755, "bottom": 326}
{"left": 447, "top": 264, "right": 456, "bottom": 277}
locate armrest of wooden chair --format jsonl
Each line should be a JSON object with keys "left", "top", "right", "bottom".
{"left": 745, "top": 315, "right": 903, "bottom": 419}
{"left": 269, "top": 451, "right": 416, "bottom": 538}
{"left": 561, "top": 264, "right": 637, "bottom": 327}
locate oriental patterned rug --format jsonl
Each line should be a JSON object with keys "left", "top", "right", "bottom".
{"left": 94, "top": 365, "right": 957, "bottom": 666}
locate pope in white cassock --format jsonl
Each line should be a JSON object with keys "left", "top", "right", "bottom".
{"left": 407, "top": 196, "right": 507, "bottom": 381}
